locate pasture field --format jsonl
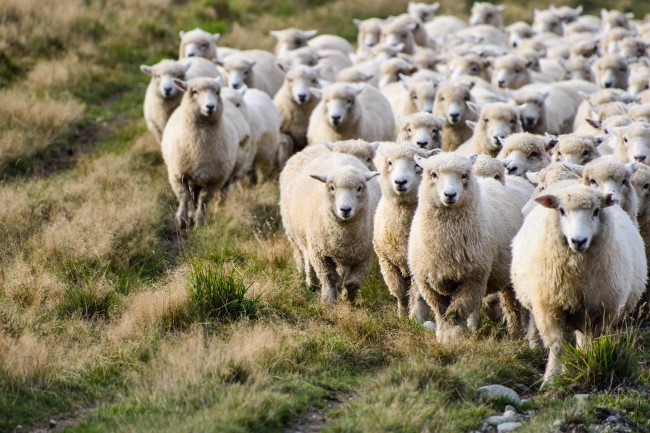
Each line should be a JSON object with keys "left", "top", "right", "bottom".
{"left": 2, "top": 0, "right": 650, "bottom": 432}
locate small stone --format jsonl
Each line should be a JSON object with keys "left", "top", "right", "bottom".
{"left": 478, "top": 385, "right": 522, "bottom": 406}
{"left": 553, "top": 419, "right": 562, "bottom": 427}
{"left": 49, "top": 419, "right": 57, "bottom": 429}
{"left": 574, "top": 394, "right": 590, "bottom": 404}
{"left": 486, "top": 415, "right": 518, "bottom": 426}
{"left": 423, "top": 321, "right": 436, "bottom": 330}
{"left": 497, "top": 422, "right": 522, "bottom": 432}
{"left": 606, "top": 415, "right": 620, "bottom": 423}
{"left": 513, "top": 383, "right": 531, "bottom": 395}
{"left": 503, "top": 405, "right": 517, "bottom": 418}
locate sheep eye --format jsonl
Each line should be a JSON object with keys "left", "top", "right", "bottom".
{"left": 366, "top": 157, "right": 372, "bottom": 163}
{"left": 461, "top": 173, "right": 468, "bottom": 179}
{"left": 329, "top": 185, "right": 335, "bottom": 192}
{"left": 515, "top": 68, "right": 522, "bottom": 73}
{"left": 559, "top": 207, "right": 566, "bottom": 216}
{"left": 236, "top": 103, "right": 240, "bottom": 107}
{"left": 483, "top": 118, "right": 489, "bottom": 123}
{"left": 431, "top": 171, "right": 438, "bottom": 179}
{"left": 644, "top": 183, "right": 650, "bottom": 190}
{"left": 347, "top": 99, "right": 353, "bottom": 104}
{"left": 312, "top": 79, "right": 318, "bottom": 84}
{"left": 495, "top": 175, "right": 501, "bottom": 180}
{"left": 388, "top": 160, "right": 393, "bottom": 166}
{"left": 471, "top": 66, "right": 477, "bottom": 72}
{"left": 529, "top": 151, "right": 539, "bottom": 159}
{"left": 623, "top": 137, "right": 628, "bottom": 143}
{"left": 619, "top": 67, "right": 627, "bottom": 72}
{"left": 407, "top": 127, "right": 412, "bottom": 133}
{"left": 622, "top": 178, "right": 627, "bottom": 186}
{"left": 590, "top": 178, "right": 598, "bottom": 186}
{"left": 191, "top": 89, "right": 198, "bottom": 95}
{"left": 464, "top": 95, "right": 470, "bottom": 101}
{"left": 582, "top": 150, "right": 589, "bottom": 157}
{"left": 201, "top": 43, "right": 208, "bottom": 49}
{"left": 357, "top": 186, "right": 363, "bottom": 192}
{"left": 287, "top": 78, "right": 294, "bottom": 83}
{"left": 440, "top": 96, "right": 445, "bottom": 101}
{"left": 432, "top": 129, "right": 438, "bottom": 134}
{"left": 593, "top": 208, "right": 600, "bottom": 217}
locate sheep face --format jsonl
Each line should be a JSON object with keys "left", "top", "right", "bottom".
{"left": 477, "top": 103, "right": 523, "bottom": 153}
{"left": 270, "top": 28, "right": 316, "bottom": 54}
{"left": 406, "top": 80, "right": 437, "bottom": 113}
{"left": 354, "top": 18, "right": 383, "bottom": 48}
{"left": 397, "top": 113, "right": 444, "bottom": 150}
{"left": 536, "top": 185, "right": 615, "bottom": 252}
{"left": 379, "top": 58, "right": 417, "bottom": 88}
{"left": 380, "top": 20, "right": 415, "bottom": 52}
{"left": 279, "top": 46, "right": 321, "bottom": 67}
{"left": 507, "top": 22, "right": 533, "bottom": 48}
{"left": 551, "top": 5, "right": 582, "bottom": 23}
{"left": 141, "top": 60, "right": 189, "bottom": 99}
{"left": 564, "top": 57, "right": 594, "bottom": 81}
{"left": 434, "top": 83, "right": 473, "bottom": 125}
{"left": 582, "top": 159, "right": 636, "bottom": 207}
{"left": 176, "top": 78, "right": 223, "bottom": 120}
{"left": 498, "top": 133, "right": 552, "bottom": 177}
{"left": 221, "top": 86, "right": 248, "bottom": 117}
{"left": 532, "top": 9, "right": 563, "bottom": 35}
{"left": 222, "top": 58, "right": 255, "bottom": 90}
{"left": 284, "top": 65, "right": 321, "bottom": 105}
{"left": 594, "top": 55, "right": 629, "bottom": 89}
{"left": 469, "top": 2, "right": 505, "bottom": 27}
{"left": 407, "top": 2, "right": 440, "bottom": 23}
{"left": 323, "top": 140, "right": 378, "bottom": 171}
{"left": 628, "top": 72, "right": 650, "bottom": 96}
{"left": 512, "top": 91, "right": 547, "bottom": 130}
{"left": 492, "top": 55, "right": 530, "bottom": 89}
{"left": 601, "top": 9, "right": 633, "bottom": 32}
{"left": 378, "top": 146, "right": 427, "bottom": 199}
{"left": 310, "top": 168, "right": 378, "bottom": 221}
{"left": 472, "top": 155, "right": 505, "bottom": 184}
{"left": 448, "top": 54, "right": 489, "bottom": 80}
{"left": 415, "top": 152, "right": 476, "bottom": 208}
{"left": 322, "top": 84, "right": 363, "bottom": 127}
{"left": 618, "top": 38, "right": 648, "bottom": 61}
{"left": 617, "top": 124, "right": 650, "bottom": 163}
{"left": 179, "top": 29, "right": 220, "bottom": 59}
{"left": 552, "top": 136, "right": 601, "bottom": 165}
{"left": 631, "top": 165, "right": 650, "bottom": 211}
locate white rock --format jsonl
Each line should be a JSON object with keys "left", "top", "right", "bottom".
{"left": 478, "top": 385, "right": 522, "bottom": 406}
{"left": 423, "top": 321, "right": 436, "bottom": 330}
{"left": 497, "top": 421, "right": 522, "bottom": 432}
{"left": 486, "top": 415, "right": 518, "bottom": 426}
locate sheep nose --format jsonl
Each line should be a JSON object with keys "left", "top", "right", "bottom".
{"left": 497, "top": 79, "right": 506, "bottom": 88}
{"left": 187, "top": 53, "right": 196, "bottom": 57}
{"left": 394, "top": 178, "right": 408, "bottom": 186}
{"left": 506, "top": 166, "right": 518, "bottom": 174}
{"left": 340, "top": 206, "right": 352, "bottom": 216}
{"left": 163, "top": 87, "right": 173, "bottom": 96}
{"left": 232, "top": 82, "right": 241, "bottom": 89}
{"left": 604, "top": 81, "right": 613, "bottom": 88}
{"left": 298, "top": 94, "right": 307, "bottom": 103}
{"left": 493, "top": 136, "right": 505, "bottom": 146}
{"left": 205, "top": 104, "right": 215, "bottom": 113}
{"left": 449, "top": 112, "right": 460, "bottom": 122}
{"left": 570, "top": 237, "right": 588, "bottom": 250}
{"left": 416, "top": 140, "right": 429, "bottom": 148}
{"left": 331, "top": 115, "right": 341, "bottom": 124}
{"left": 634, "top": 155, "right": 647, "bottom": 162}
{"left": 444, "top": 191, "right": 457, "bottom": 199}
{"left": 525, "top": 117, "right": 536, "bottom": 126}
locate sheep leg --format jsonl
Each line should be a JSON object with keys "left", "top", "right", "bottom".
{"left": 525, "top": 310, "right": 542, "bottom": 348}
{"left": 534, "top": 306, "right": 566, "bottom": 385}
{"left": 303, "top": 249, "right": 319, "bottom": 290}
{"left": 311, "top": 254, "right": 340, "bottom": 304}
{"left": 194, "top": 184, "right": 216, "bottom": 227}
{"left": 409, "top": 284, "right": 431, "bottom": 323}
{"left": 442, "top": 278, "right": 485, "bottom": 340}
{"left": 500, "top": 287, "right": 525, "bottom": 337}
{"left": 171, "top": 177, "right": 192, "bottom": 229}
{"left": 378, "top": 257, "right": 409, "bottom": 316}
{"left": 418, "top": 285, "right": 452, "bottom": 343}
{"left": 342, "top": 257, "right": 373, "bottom": 304}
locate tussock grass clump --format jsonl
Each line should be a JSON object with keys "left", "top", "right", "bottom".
{"left": 57, "top": 284, "right": 118, "bottom": 320}
{"left": 556, "top": 329, "right": 640, "bottom": 392}
{"left": 187, "top": 262, "right": 259, "bottom": 323}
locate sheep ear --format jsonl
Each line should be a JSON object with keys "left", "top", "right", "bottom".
{"left": 563, "top": 163, "right": 584, "bottom": 176}
{"left": 585, "top": 118, "right": 602, "bottom": 129}
{"left": 173, "top": 79, "right": 188, "bottom": 92}
{"left": 269, "top": 30, "right": 281, "bottom": 39}
{"left": 364, "top": 171, "right": 380, "bottom": 181}
{"left": 179, "top": 30, "right": 185, "bottom": 38}
{"left": 496, "top": 5, "right": 506, "bottom": 11}
{"left": 578, "top": 91, "right": 590, "bottom": 101}
{"left": 310, "top": 173, "right": 329, "bottom": 183}
{"left": 466, "top": 120, "right": 477, "bottom": 131}
{"left": 467, "top": 101, "right": 481, "bottom": 115}
{"left": 399, "top": 74, "right": 412, "bottom": 89}
{"left": 369, "top": 142, "right": 380, "bottom": 153}
{"left": 247, "top": 60, "right": 257, "bottom": 68}
{"left": 214, "top": 59, "right": 225, "bottom": 67}
{"left": 304, "top": 30, "right": 318, "bottom": 39}
{"left": 322, "top": 141, "right": 334, "bottom": 150}
{"left": 602, "top": 193, "right": 616, "bottom": 208}
{"left": 628, "top": 162, "right": 639, "bottom": 174}
{"left": 350, "top": 84, "right": 365, "bottom": 95}
{"left": 140, "top": 65, "right": 153, "bottom": 76}
{"left": 575, "top": 5, "right": 583, "bottom": 13}
{"left": 237, "top": 84, "right": 248, "bottom": 96}
{"left": 535, "top": 194, "right": 559, "bottom": 209}
{"left": 277, "top": 62, "right": 290, "bottom": 73}
{"left": 310, "top": 88, "right": 322, "bottom": 98}
{"left": 431, "top": 2, "right": 441, "bottom": 12}
{"left": 526, "top": 171, "right": 539, "bottom": 184}
{"left": 545, "top": 138, "right": 559, "bottom": 153}
{"left": 353, "top": 19, "right": 362, "bottom": 28}
{"left": 212, "top": 33, "right": 221, "bottom": 43}
{"left": 468, "top": 154, "right": 478, "bottom": 165}
{"left": 214, "top": 76, "right": 225, "bottom": 87}
{"left": 414, "top": 154, "right": 426, "bottom": 167}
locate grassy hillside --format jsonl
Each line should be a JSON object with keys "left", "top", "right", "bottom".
{"left": 1, "top": 1, "right": 650, "bottom": 432}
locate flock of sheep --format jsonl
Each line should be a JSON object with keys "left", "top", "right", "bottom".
{"left": 140, "top": 2, "right": 650, "bottom": 385}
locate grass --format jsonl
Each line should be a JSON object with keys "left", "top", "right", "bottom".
{"left": 1, "top": 0, "right": 650, "bottom": 432}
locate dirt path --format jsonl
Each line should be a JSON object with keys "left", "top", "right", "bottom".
{"left": 283, "top": 392, "right": 354, "bottom": 433}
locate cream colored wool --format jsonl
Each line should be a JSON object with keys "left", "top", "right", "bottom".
{"left": 496, "top": 132, "right": 553, "bottom": 178}
{"left": 613, "top": 123, "right": 650, "bottom": 164}
{"left": 178, "top": 28, "right": 220, "bottom": 60}
{"left": 551, "top": 134, "right": 601, "bottom": 165}
{"left": 396, "top": 113, "right": 444, "bottom": 150}
{"left": 219, "top": 50, "right": 284, "bottom": 97}
{"left": 353, "top": 17, "right": 383, "bottom": 49}
{"left": 632, "top": 164, "right": 650, "bottom": 303}
{"left": 579, "top": 158, "right": 638, "bottom": 221}
{"left": 383, "top": 78, "right": 438, "bottom": 118}
{"left": 593, "top": 54, "right": 630, "bottom": 90}
{"left": 432, "top": 82, "right": 477, "bottom": 151}
{"left": 456, "top": 103, "right": 523, "bottom": 157}
{"left": 473, "top": 155, "right": 534, "bottom": 211}
{"left": 469, "top": 2, "right": 505, "bottom": 27}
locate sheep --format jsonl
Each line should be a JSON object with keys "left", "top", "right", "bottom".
{"left": 613, "top": 123, "right": 650, "bottom": 164}
{"left": 511, "top": 184, "right": 646, "bottom": 384}
{"left": 396, "top": 113, "right": 444, "bottom": 150}
{"left": 270, "top": 28, "right": 317, "bottom": 54}
{"left": 564, "top": 56, "right": 594, "bottom": 82}
{"left": 447, "top": 53, "right": 491, "bottom": 82}
{"left": 619, "top": 38, "right": 649, "bottom": 62}
{"left": 550, "top": 4, "right": 583, "bottom": 23}
{"left": 178, "top": 28, "right": 220, "bottom": 59}
{"left": 629, "top": 67, "right": 650, "bottom": 95}
{"left": 425, "top": 16, "right": 467, "bottom": 41}
{"left": 307, "top": 83, "right": 396, "bottom": 144}
{"left": 433, "top": 82, "right": 478, "bottom": 151}
{"left": 456, "top": 102, "right": 523, "bottom": 157}
{"left": 577, "top": 158, "right": 639, "bottom": 221}
{"left": 601, "top": 9, "right": 634, "bottom": 32}
{"left": 522, "top": 162, "right": 581, "bottom": 215}
{"left": 569, "top": 38, "right": 599, "bottom": 59}
{"left": 472, "top": 155, "right": 535, "bottom": 212}
{"left": 280, "top": 151, "right": 380, "bottom": 303}
{"left": 408, "top": 2, "right": 440, "bottom": 23}
{"left": 551, "top": 134, "right": 602, "bottom": 165}
{"left": 506, "top": 21, "right": 533, "bottom": 48}
{"left": 532, "top": 8, "right": 563, "bottom": 35}
{"left": 383, "top": 76, "right": 438, "bottom": 117}
{"left": 491, "top": 54, "right": 551, "bottom": 89}
{"left": 632, "top": 164, "right": 650, "bottom": 301}
{"left": 219, "top": 50, "right": 284, "bottom": 97}
{"left": 309, "top": 34, "right": 355, "bottom": 56}
{"left": 380, "top": 16, "right": 418, "bottom": 54}
{"left": 353, "top": 18, "right": 383, "bottom": 49}
{"left": 161, "top": 77, "right": 246, "bottom": 228}
{"left": 628, "top": 104, "right": 650, "bottom": 123}
{"left": 469, "top": 2, "right": 506, "bottom": 27}
{"left": 373, "top": 144, "right": 434, "bottom": 318}
{"left": 378, "top": 57, "right": 418, "bottom": 89}
{"left": 222, "top": 85, "right": 282, "bottom": 182}
{"left": 141, "top": 58, "right": 222, "bottom": 144}
{"left": 410, "top": 48, "right": 446, "bottom": 72}
{"left": 593, "top": 54, "right": 630, "bottom": 89}
{"left": 573, "top": 89, "right": 637, "bottom": 133}
{"left": 273, "top": 64, "right": 321, "bottom": 153}
{"left": 408, "top": 151, "right": 524, "bottom": 342}
{"left": 390, "top": 13, "right": 433, "bottom": 48}
{"left": 600, "top": 28, "right": 632, "bottom": 56}
{"left": 278, "top": 46, "right": 352, "bottom": 82}
{"left": 496, "top": 132, "right": 554, "bottom": 177}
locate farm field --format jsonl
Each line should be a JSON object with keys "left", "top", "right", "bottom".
{"left": 2, "top": 0, "right": 650, "bottom": 432}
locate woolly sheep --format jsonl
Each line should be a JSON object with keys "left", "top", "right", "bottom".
{"left": 507, "top": 21, "right": 533, "bottom": 48}
{"left": 456, "top": 102, "right": 523, "bottom": 157}
{"left": 273, "top": 64, "right": 321, "bottom": 153}
{"left": 564, "top": 56, "right": 594, "bottom": 82}
{"left": 433, "top": 82, "right": 478, "bottom": 151}
{"left": 473, "top": 155, "right": 535, "bottom": 212}
{"left": 222, "top": 85, "right": 282, "bottom": 182}
{"left": 408, "top": 152, "right": 524, "bottom": 342}
{"left": 551, "top": 134, "right": 602, "bottom": 165}
{"left": 629, "top": 67, "right": 650, "bottom": 95}
{"left": 307, "top": 83, "right": 396, "bottom": 144}
{"left": 522, "top": 162, "right": 581, "bottom": 215}
{"left": 141, "top": 58, "right": 222, "bottom": 144}
{"left": 573, "top": 89, "right": 637, "bottom": 134}
{"left": 491, "top": 54, "right": 551, "bottom": 89}
{"left": 280, "top": 152, "right": 380, "bottom": 303}
{"left": 532, "top": 8, "right": 563, "bottom": 35}
{"left": 628, "top": 104, "right": 650, "bottom": 123}
{"left": 378, "top": 57, "right": 418, "bottom": 89}
{"left": 407, "top": 2, "right": 440, "bottom": 23}
{"left": 278, "top": 46, "right": 352, "bottom": 82}
{"left": 396, "top": 113, "right": 444, "bottom": 150}
{"left": 161, "top": 78, "right": 246, "bottom": 227}
{"left": 383, "top": 75, "right": 438, "bottom": 117}
{"left": 469, "top": 2, "right": 506, "bottom": 27}
{"left": 373, "top": 144, "right": 434, "bottom": 318}
{"left": 219, "top": 50, "right": 284, "bottom": 97}
{"left": 613, "top": 123, "right": 650, "bottom": 164}
{"left": 631, "top": 164, "right": 650, "bottom": 301}
{"left": 380, "top": 17, "right": 418, "bottom": 54}
{"left": 601, "top": 9, "right": 634, "bottom": 32}
{"left": 447, "top": 53, "right": 491, "bottom": 82}
{"left": 178, "top": 28, "right": 220, "bottom": 59}
{"left": 550, "top": 4, "right": 583, "bottom": 23}
{"left": 496, "top": 132, "right": 554, "bottom": 177}
{"left": 308, "top": 34, "right": 355, "bottom": 56}
{"left": 270, "top": 28, "right": 317, "bottom": 54}
{"left": 593, "top": 54, "right": 630, "bottom": 89}
{"left": 353, "top": 18, "right": 383, "bottom": 49}
{"left": 511, "top": 184, "right": 646, "bottom": 384}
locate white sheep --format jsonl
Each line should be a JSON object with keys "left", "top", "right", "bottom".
{"left": 472, "top": 155, "right": 535, "bottom": 211}
{"left": 396, "top": 112, "right": 444, "bottom": 150}
{"left": 373, "top": 144, "right": 435, "bottom": 318}
{"left": 307, "top": 83, "right": 396, "bottom": 144}
{"left": 408, "top": 152, "right": 524, "bottom": 342}
{"left": 353, "top": 18, "right": 384, "bottom": 49}
{"left": 219, "top": 50, "right": 284, "bottom": 97}
{"left": 408, "top": 2, "right": 440, "bottom": 23}
{"left": 511, "top": 184, "right": 646, "bottom": 384}
{"left": 496, "top": 132, "right": 554, "bottom": 177}
{"left": 222, "top": 85, "right": 282, "bottom": 182}
{"left": 161, "top": 77, "right": 246, "bottom": 227}
{"left": 178, "top": 28, "right": 220, "bottom": 59}
{"left": 632, "top": 164, "right": 650, "bottom": 302}
{"left": 433, "top": 82, "right": 477, "bottom": 151}
{"left": 456, "top": 102, "right": 523, "bottom": 157}
{"left": 270, "top": 28, "right": 317, "bottom": 54}
{"left": 383, "top": 75, "right": 438, "bottom": 117}
{"left": 613, "top": 123, "right": 650, "bottom": 164}
{"left": 280, "top": 151, "right": 380, "bottom": 303}
{"left": 593, "top": 54, "right": 630, "bottom": 89}
{"left": 469, "top": 2, "right": 506, "bottom": 27}
{"left": 273, "top": 64, "right": 321, "bottom": 153}
{"left": 141, "top": 58, "right": 222, "bottom": 144}
{"left": 550, "top": 134, "right": 602, "bottom": 165}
